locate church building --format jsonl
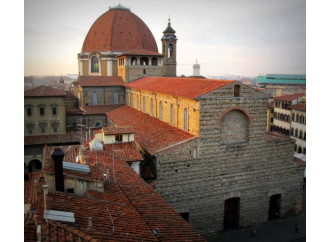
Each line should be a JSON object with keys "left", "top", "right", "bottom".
{"left": 72, "top": 4, "right": 304, "bottom": 240}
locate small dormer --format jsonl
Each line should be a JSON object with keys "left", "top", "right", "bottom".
{"left": 101, "top": 126, "right": 135, "bottom": 144}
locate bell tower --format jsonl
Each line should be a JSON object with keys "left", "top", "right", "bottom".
{"left": 162, "top": 18, "right": 177, "bottom": 77}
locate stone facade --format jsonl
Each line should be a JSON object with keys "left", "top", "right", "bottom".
{"left": 151, "top": 83, "right": 304, "bottom": 239}
{"left": 118, "top": 55, "right": 163, "bottom": 83}
{"left": 80, "top": 86, "right": 125, "bottom": 107}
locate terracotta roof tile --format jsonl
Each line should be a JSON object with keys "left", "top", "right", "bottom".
{"left": 268, "top": 101, "right": 274, "bottom": 108}
{"left": 273, "top": 93, "right": 305, "bottom": 102}
{"left": 43, "top": 145, "right": 105, "bottom": 182}
{"left": 83, "top": 105, "right": 120, "bottom": 114}
{"left": 81, "top": 8, "right": 158, "bottom": 53}
{"left": 64, "top": 90, "right": 78, "bottom": 101}
{"left": 24, "top": 172, "right": 43, "bottom": 207}
{"left": 78, "top": 76, "right": 124, "bottom": 87}
{"left": 103, "top": 142, "right": 143, "bottom": 162}
{"left": 24, "top": 85, "right": 68, "bottom": 97}
{"left": 126, "top": 77, "right": 235, "bottom": 99}
{"left": 24, "top": 131, "right": 83, "bottom": 146}
{"left": 66, "top": 107, "right": 83, "bottom": 114}
{"left": 290, "top": 103, "right": 306, "bottom": 112}
{"left": 118, "top": 47, "right": 163, "bottom": 57}
{"left": 102, "top": 126, "right": 134, "bottom": 135}
{"left": 107, "top": 105, "right": 197, "bottom": 155}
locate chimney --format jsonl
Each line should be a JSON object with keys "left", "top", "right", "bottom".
{"left": 51, "top": 148, "right": 65, "bottom": 192}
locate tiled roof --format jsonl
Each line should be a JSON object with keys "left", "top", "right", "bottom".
{"left": 274, "top": 93, "right": 305, "bottom": 102}
{"left": 28, "top": 145, "right": 204, "bottom": 241}
{"left": 126, "top": 77, "right": 235, "bottom": 99}
{"left": 107, "top": 105, "right": 197, "bottom": 155}
{"left": 44, "top": 190, "right": 158, "bottom": 241}
{"left": 290, "top": 103, "right": 306, "bottom": 112}
{"left": 103, "top": 142, "right": 143, "bottom": 162}
{"left": 24, "top": 131, "right": 83, "bottom": 146}
{"left": 77, "top": 76, "right": 124, "bottom": 87}
{"left": 81, "top": 8, "right": 158, "bottom": 53}
{"left": 102, "top": 126, "right": 134, "bottom": 135}
{"left": 66, "top": 107, "right": 84, "bottom": 115}
{"left": 268, "top": 101, "right": 274, "bottom": 108}
{"left": 43, "top": 145, "right": 105, "bottom": 182}
{"left": 101, "top": 155, "right": 205, "bottom": 241}
{"left": 82, "top": 105, "right": 119, "bottom": 114}
{"left": 24, "top": 172, "right": 43, "bottom": 208}
{"left": 118, "top": 47, "right": 163, "bottom": 57}
{"left": 24, "top": 85, "right": 68, "bottom": 97}
{"left": 64, "top": 90, "right": 78, "bottom": 101}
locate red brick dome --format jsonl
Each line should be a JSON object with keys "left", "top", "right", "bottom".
{"left": 81, "top": 5, "right": 158, "bottom": 53}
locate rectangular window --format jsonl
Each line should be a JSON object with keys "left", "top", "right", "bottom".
{"left": 52, "top": 107, "right": 57, "bottom": 115}
{"left": 193, "top": 147, "right": 197, "bottom": 159}
{"left": 41, "top": 127, "right": 45, "bottom": 133}
{"left": 27, "top": 108, "right": 32, "bottom": 116}
{"left": 115, "top": 134, "right": 123, "bottom": 142}
{"left": 53, "top": 126, "right": 57, "bottom": 133}
{"left": 40, "top": 107, "right": 44, "bottom": 116}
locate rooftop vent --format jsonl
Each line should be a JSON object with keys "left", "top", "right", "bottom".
{"left": 44, "top": 210, "right": 75, "bottom": 223}
{"left": 63, "top": 161, "right": 91, "bottom": 174}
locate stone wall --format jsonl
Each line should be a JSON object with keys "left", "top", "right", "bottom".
{"left": 155, "top": 83, "right": 304, "bottom": 239}
{"left": 82, "top": 86, "right": 125, "bottom": 106}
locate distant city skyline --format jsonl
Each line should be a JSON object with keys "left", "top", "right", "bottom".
{"left": 24, "top": 0, "right": 306, "bottom": 77}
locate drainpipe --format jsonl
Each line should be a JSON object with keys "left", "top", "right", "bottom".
{"left": 51, "top": 148, "right": 65, "bottom": 192}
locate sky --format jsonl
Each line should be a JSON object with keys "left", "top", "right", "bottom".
{"left": 24, "top": 0, "right": 306, "bottom": 77}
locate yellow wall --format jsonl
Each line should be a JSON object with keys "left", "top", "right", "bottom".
{"left": 24, "top": 96, "right": 66, "bottom": 136}
{"left": 127, "top": 88, "right": 200, "bottom": 136}
{"left": 266, "top": 108, "right": 274, "bottom": 132}
{"left": 83, "top": 61, "right": 89, "bottom": 76}
{"left": 101, "top": 60, "right": 107, "bottom": 76}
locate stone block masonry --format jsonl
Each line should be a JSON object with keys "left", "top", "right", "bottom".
{"left": 154, "top": 83, "right": 304, "bottom": 239}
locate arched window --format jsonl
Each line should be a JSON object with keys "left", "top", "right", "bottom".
{"left": 299, "top": 130, "right": 303, "bottom": 139}
{"left": 274, "top": 112, "right": 277, "bottom": 118}
{"left": 303, "top": 147, "right": 306, "bottom": 155}
{"left": 26, "top": 123, "right": 34, "bottom": 135}
{"left": 170, "top": 104, "right": 174, "bottom": 125}
{"left": 151, "top": 57, "right": 158, "bottom": 66}
{"left": 292, "top": 113, "right": 295, "bottom": 121}
{"left": 234, "top": 85, "right": 241, "bottom": 97}
{"left": 51, "top": 122, "right": 59, "bottom": 133}
{"left": 301, "top": 116, "right": 305, "bottom": 124}
{"left": 298, "top": 146, "right": 302, "bottom": 154}
{"left": 150, "top": 99, "right": 154, "bottom": 116}
{"left": 91, "top": 56, "right": 99, "bottom": 73}
{"left": 184, "top": 108, "right": 189, "bottom": 131}
{"left": 140, "top": 57, "right": 149, "bottom": 65}
{"left": 39, "top": 122, "right": 47, "bottom": 134}
{"left": 290, "top": 128, "right": 294, "bottom": 136}
{"left": 92, "top": 92, "right": 98, "bottom": 105}
{"left": 296, "top": 114, "right": 299, "bottom": 122}
{"left": 295, "top": 128, "right": 298, "bottom": 137}
{"left": 130, "top": 57, "right": 137, "bottom": 65}
{"left": 168, "top": 44, "right": 173, "bottom": 58}
{"left": 159, "top": 101, "right": 163, "bottom": 120}
{"left": 304, "top": 131, "right": 306, "bottom": 140}
{"left": 28, "top": 160, "right": 42, "bottom": 172}
{"left": 143, "top": 97, "right": 146, "bottom": 112}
